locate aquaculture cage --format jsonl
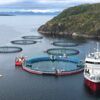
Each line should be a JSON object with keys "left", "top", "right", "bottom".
{"left": 22, "top": 36, "right": 43, "bottom": 40}
{"left": 0, "top": 46, "right": 22, "bottom": 53}
{"left": 22, "top": 57, "right": 84, "bottom": 76}
{"left": 11, "top": 40, "right": 37, "bottom": 45}
{"left": 46, "top": 48, "right": 79, "bottom": 56}
{"left": 52, "top": 41, "right": 78, "bottom": 47}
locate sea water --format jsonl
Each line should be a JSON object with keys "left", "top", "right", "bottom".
{"left": 0, "top": 15, "right": 100, "bottom": 100}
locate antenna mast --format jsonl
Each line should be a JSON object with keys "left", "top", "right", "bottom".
{"left": 97, "top": 42, "right": 99, "bottom": 52}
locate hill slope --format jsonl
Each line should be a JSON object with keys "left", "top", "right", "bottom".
{"left": 38, "top": 3, "right": 100, "bottom": 38}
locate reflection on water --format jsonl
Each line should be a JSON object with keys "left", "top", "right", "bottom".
{"left": 44, "top": 34, "right": 87, "bottom": 44}
{"left": 0, "top": 15, "right": 100, "bottom": 100}
{"left": 84, "top": 85, "right": 100, "bottom": 98}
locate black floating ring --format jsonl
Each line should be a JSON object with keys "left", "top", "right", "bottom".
{"left": 11, "top": 40, "right": 37, "bottom": 45}
{"left": 0, "top": 46, "right": 22, "bottom": 53}
{"left": 22, "top": 36, "right": 43, "bottom": 40}
{"left": 46, "top": 48, "right": 79, "bottom": 56}
{"left": 52, "top": 41, "right": 78, "bottom": 47}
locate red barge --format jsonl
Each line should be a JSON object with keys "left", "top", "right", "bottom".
{"left": 84, "top": 43, "right": 100, "bottom": 92}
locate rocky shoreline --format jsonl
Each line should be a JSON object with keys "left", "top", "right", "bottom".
{"left": 38, "top": 28, "right": 100, "bottom": 39}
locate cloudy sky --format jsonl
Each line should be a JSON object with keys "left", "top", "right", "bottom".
{"left": 0, "top": 0, "right": 100, "bottom": 5}
{"left": 0, "top": 0, "right": 100, "bottom": 10}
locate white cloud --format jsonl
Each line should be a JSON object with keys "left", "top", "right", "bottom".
{"left": 0, "top": 8, "right": 61, "bottom": 13}
{"left": 0, "top": 0, "right": 23, "bottom": 5}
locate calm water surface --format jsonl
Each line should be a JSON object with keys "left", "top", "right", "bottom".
{"left": 0, "top": 15, "right": 100, "bottom": 100}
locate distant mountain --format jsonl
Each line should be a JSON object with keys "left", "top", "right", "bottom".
{"left": 0, "top": 1, "right": 84, "bottom": 15}
{"left": 38, "top": 3, "right": 100, "bottom": 39}
{"left": 0, "top": 1, "right": 61, "bottom": 15}
{"left": 0, "top": 8, "right": 60, "bottom": 15}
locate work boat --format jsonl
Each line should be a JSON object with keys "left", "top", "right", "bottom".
{"left": 15, "top": 56, "right": 25, "bottom": 66}
{"left": 84, "top": 43, "right": 100, "bottom": 92}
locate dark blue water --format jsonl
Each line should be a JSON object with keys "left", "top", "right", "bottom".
{"left": 0, "top": 15, "right": 100, "bottom": 100}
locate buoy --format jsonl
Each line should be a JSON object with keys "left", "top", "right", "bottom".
{"left": 0, "top": 74, "right": 3, "bottom": 77}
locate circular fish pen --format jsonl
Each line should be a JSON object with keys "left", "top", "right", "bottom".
{"left": 22, "top": 36, "right": 43, "bottom": 40}
{"left": 46, "top": 48, "right": 79, "bottom": 57}
{"left": 22, "top": 57, "right": 84, "bottom": 76}
{"left": 11, "top": 40, "right": 37, "bottom": 45}
{"left": 52, "top": 41, "right": 78, "bottom": 47}
{"left": 0, "top": 46, "right": 22, "bottom": 53}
